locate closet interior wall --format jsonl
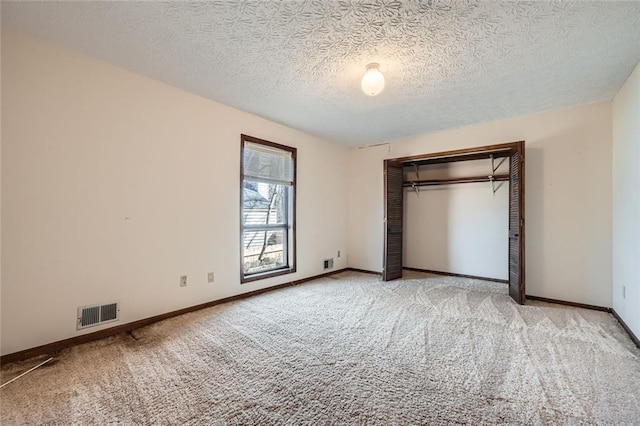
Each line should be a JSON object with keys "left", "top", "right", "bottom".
{"left": 403, "top": 158, "right": 510, "bottom": 281}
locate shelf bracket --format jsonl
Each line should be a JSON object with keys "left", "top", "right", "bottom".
{"left": 411, "top": 182, "right": 419, "bottom": 197}
{"left": 488, "top": 174, "right": 505, "bottom": 195}
{"left": 491, "top": 155, "right": 507, "bottom": 174}
{"left": 412, "top": 163, "right": 420, "bottom": 181}
{"left": 489, "top": 155, "right": 507, "bottom": 195}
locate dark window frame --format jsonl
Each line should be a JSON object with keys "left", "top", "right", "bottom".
{"left": 240, "top": 134, "right": 297, "bottom": 283}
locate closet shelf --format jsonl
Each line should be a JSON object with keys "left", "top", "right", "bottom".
{"left": 403, "top": 174, "right": 509, "bottom": 187}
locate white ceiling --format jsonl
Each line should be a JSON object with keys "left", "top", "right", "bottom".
{"left": 3, "top": 1, "right": 640, "bottom": 147}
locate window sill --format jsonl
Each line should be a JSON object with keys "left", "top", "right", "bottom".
{"left": 241, "top": 267, "right": 295, "bottom": 284}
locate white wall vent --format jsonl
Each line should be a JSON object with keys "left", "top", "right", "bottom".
{"left": 77, "top": 302, "right": 120, "bottom": 330}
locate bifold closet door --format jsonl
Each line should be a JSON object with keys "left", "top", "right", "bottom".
{"left": 508, "top": 141, "right": 526, "bottom": 304}
{"left": 383, "top": 160, "right": 404, "bottom": 281}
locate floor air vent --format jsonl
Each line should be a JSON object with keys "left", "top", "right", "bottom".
{"left": 77, "top": 302, "right": 119, "bottom": 330}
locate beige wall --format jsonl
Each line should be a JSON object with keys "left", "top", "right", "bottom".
{"left": 1, "top": 31, "right": 349, "bottom": 355}
{"left": 348, "top": 102, "right": 613, "bottom": 307}
{"left": 612, "top": 62, "right": 640, "bottom": 337}
{"left": 0, "top": 22, "right": 3, "bottom": 349}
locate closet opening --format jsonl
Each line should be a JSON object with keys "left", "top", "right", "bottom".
{"left": 383, "top": 141, "right": 525, "bottom": 304}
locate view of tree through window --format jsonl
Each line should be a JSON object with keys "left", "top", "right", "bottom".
{"left": 241, "top": 135, "right": 296, "bottom": 282}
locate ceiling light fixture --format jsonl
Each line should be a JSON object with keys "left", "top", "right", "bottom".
{"left": 361, "top": 63, "right": 385, "bottom": 96}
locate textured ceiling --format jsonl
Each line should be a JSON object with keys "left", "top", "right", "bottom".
{"left": 3, "top": 1, "right": 640, "bottom": 146}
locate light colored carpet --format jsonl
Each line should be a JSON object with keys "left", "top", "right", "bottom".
{"left": 2, "top": 271, "right": 639, "bottom": 424}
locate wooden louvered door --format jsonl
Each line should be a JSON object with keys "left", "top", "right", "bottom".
{"left": 383, "top": 160, "right": 404, "bottom": 281}
{"left": 508, "top": 141, "right": 526, "bottom": 304}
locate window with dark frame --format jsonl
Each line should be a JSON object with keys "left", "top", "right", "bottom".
{"left": 240, "top": 134, "right": 296, "bottom": 283}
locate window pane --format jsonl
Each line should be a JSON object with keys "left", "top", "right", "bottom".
{"left": 243, "top": 229, "right": 286, "bottom": 274}
{"left": 243, "top": 142, "right": 293, "bottom": 183}
{"left": 243, "top": 182, "right": 287, "bottom": 225}
{"left": 241, "top": 136, "right": 296, "bottom": 282}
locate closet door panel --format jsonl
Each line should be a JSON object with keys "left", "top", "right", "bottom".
{"left": 384, "top": 160, "right": 404, "bottom": 281}
{"left": 508, "top": 142, "right": 526, "bottom": 304}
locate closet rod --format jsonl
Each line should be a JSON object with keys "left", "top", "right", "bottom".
{"left": 403, "top": 174, "right": 509, "bottom": 187}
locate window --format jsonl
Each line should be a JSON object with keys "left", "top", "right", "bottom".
{"left": 240, "top": 134, "right": 296, "bottom": 282}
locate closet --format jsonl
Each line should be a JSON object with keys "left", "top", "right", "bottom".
{"left": 383, "top": 141, "right": 525, "bottom": 304}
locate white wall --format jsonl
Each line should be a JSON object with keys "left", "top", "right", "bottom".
{"left": 1, "top": 30, "right": 349, "bottom": 355}
{"left": 612, "top": 62, "right": 640, "bottom": 338}
{"left": 0, "top": 19, "right": 3, "bottom": 351}
{"left": 404, "top": 160, "right": 509, "bottom": 280}
{"left": 348, "top": 102, "right": 613, "bottom": 307}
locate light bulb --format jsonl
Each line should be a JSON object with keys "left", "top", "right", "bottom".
{"left": 361, "top": 63, "right": 385, "bottom": 96}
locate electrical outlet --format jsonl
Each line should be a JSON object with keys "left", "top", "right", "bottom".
{"left": 180, "top": 275, "right": 187, "bottom": 287}
{"left": 208, "top": 272, "right": 215, "bottom": 283}
{"left": 337, "top": 250, "right": 341, "bottom": 258}
{"left": 622, "top": 285, "right": 626, "bottom": 299}
{"left": 323, "top": 258, "right": 334, "bottom": 270}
